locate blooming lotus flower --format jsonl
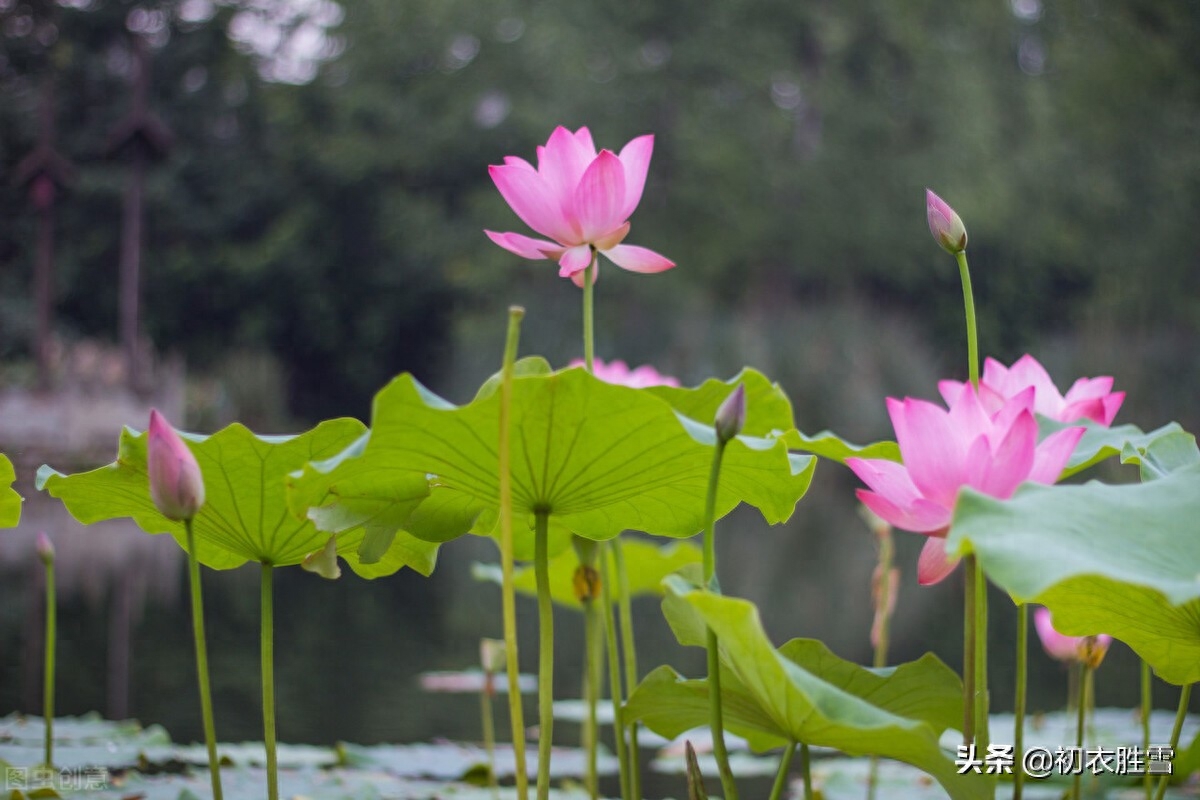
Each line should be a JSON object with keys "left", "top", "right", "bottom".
{"left": 926, "top": 189, "right": 967, "bottom": 254}
{"left": 147, "top": 409, "right": 205, "bottom": 521}
{"left": 569, "top": 357, "right": 680, "bottom": 388}
{"left": 1034, "top": 607, "right": 1112, "bottom": 668}
{"left": 486, "top": 126, "right": 675, "bottom": 286}
{"left": 846, "top": 383, "right": 1085, "bottom": 585}
{"left": 940, "top": 354, "right": 1124, "bottom": 426}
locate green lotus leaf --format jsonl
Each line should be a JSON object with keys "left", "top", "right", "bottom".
{"left": 1039, "top": 417, "right": 1184, "bottom": 479}
{"left": 781, "top": 429, "right": 901, "bottom": 463}
{"left": 646, "top": 368, "right": 795, "bottom": 437}
{"left": 0, "top": 454, "right": 21, "bottom": 528}
{"left": 1119, "top": 430, "right": 1200, "bottom": 481}
{"left": 948, "top": 462, "right": 1200, "bottom": 684}
{"left": 472, "top": 537, "right": 702, "bottom": 610}
{"left": 626, "top": 577, "right": 988, "bottom": 800}
{"left": 289, "top": 368, "right": 815, "bottom": 549}
{"left": 37, "top": 419, "right": 435, "bottom": 577}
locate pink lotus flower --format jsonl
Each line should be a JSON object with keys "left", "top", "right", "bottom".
{"left": 569, "top": 357, "right": 680, "bottom": 388}
{"left": 926, "top": 189, "right": 967, "bottom": 254}
{"left": 1034, "top": 607, "right": 1112, "bottom": 668}
{"left": 486, "top": 126, "right": 675, "bottom": 286}
{"left": 940, "top": 354, "right": 1124, "bottom": 426}
{"left": 846, "top": 383, "right": 1085, "bottom": 585}
{"left": 147, "top": 409, "right": 205, "bottom": 521}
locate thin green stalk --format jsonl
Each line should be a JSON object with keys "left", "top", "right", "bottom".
{"left": 955, "top": 250, "right": 979, "bottom": 387}
{"left": 799, "top": 743, "right": 813, "bottom": 800}
{"left": 583, "top": 597, "right": 601, "bottom": 800}
{"left": 499, "top": 306, "right": 530, "bottom": 800}
{"left": 481, "top": 673, "right": 499, "bottom": 800}
{"left": 867, "top": 538, "right": 893, "bottom": 800}
{"left": 600, "top": 546, "right": 631, "bottom": 800}
{"left": 702, "top": 440, "right": 738, "bottom": 800}
{"left": 1073, "top": 665, "right": 1091, "bottom": 800}
{"left": 186, "top": 519, "right": 223, "bottom": 800}
{"left": 261, "top": 563, "right": 278, "bottom": 800}
{"left": 613, "top": 543, "right": 643, "bottom": 800}
{"left": 962, "top": 556, "right": 976, "bottom": 745}
{"left": 582, "top": 251, "right": 596, "bottom": 372}
{"left": 42, "top": 555, "right": 55, "bottom": 767}
{"left": 973, "top": 556, "right": 989, "bottom": 751}
{"left": 1142, "top": 660, "right": 1152, "bottom": 800}
{"left": 1013, "top": 603, "right": 1027, "bottom": 800}
{"left": 534, "top": 510, "right": 554, "bottom": 800}
{"left": 768, "top": 742, "right": 797, "bottom": 800}
{"left": 1152, "top": 683, "right": 1191, "bottom": 800}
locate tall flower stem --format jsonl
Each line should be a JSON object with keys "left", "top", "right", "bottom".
{"left": 582, "top": 251, "right": 597, "bottom": 372}
{"left": 767, "top": 742, "right": 797, "bottom": 800}
{"left": 582, "top": 595, "right": 601, "bottom": 800}
{"left": 1012, "top": 603, "right": 1027, "bottom": 800}
{"left": 962, "top": 558, "right": 977, "bottom": 745}
{"left": 1153, "top": 683, "right": 1191, "bottom": 800}
{"left": 955, "top": 251, "right": 980, "bottom": 387}
{"left": 1073, "top": 664, "right": 1092, "bottom": 800}
{"left": 613, "top": 543, "right": 643, "bottom": 800}
{"left": 799, "top": 743, "right": 814, "bottom": 800}
{"left": 600, "top": 546, "right": 631, "bottom": 800}
{"left": 42, "top": 549, "right": 56, "bottom": 767}
{"left": 702, "top": 440, "right": 738, "bottom": 800}
{"left": 261, "top": 563, "right": 278, "bottom": 800}
{"left": 1141, "top": 660, "right": 1153, "bottom": 800}
{"left": 185, "top": 519, "right": 223, "bottom": 800}
{"left": 499, "top": 306, "right": 530, "bottom": 800}
{"left": 973, "top": 556, "right": 989, "bottom": 750}
{"left": 534, "top": 510, "right": 555, "bottom": 800}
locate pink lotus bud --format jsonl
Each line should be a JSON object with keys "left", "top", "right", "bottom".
{"left": 147, "top": 409, "right": 205, "bottom": 521}
{"left": 36, "top": 531, "right": 55, "bottom": 566}
{"left": 714, "top": 384, "right": 746, "bottom": 444}
{"left": 926, "top": 189, "right": 968, "bottom": 254}
{"left": 1034, "top": 607, "right": 1112, "bottom": 668}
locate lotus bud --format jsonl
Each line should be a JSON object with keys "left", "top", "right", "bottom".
{"left": 926, "top": 189, "right": 968, "bottom": 254}
{"left": 147, "top": 409, "right": 205, "bottom": 521}
{"left": 480, "top": 638, "right": 506, "bottom": 674}
{"left": 714, "top": 384, "right": 747, "bottom": 444}
{"left": 1079, "top": 635, "right": 1113, "bottom": 670}
{"left": 301, "top": 535, "right": 341, "bottom": 580}
{"left": 572, "top": 565, "right": 601, "bottom": 603}
{"left": 1034, "top": 607, "right": 1112, "bottom": 667}
{"left": 36, "top": 531, "right": 55, "bottom": 566}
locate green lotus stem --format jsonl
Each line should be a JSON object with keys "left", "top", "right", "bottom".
{"left": 799, "top": 742, "right": 813, "bottom": 800}
{"left": 583, "top": 250, "right": 597, "bottom": 372}
{"left": 481, "top": 672, "right": 499, "bottom": 800}
{"left": 1012, "top": 602, "right": 1027, "bottom": 800}
{"left": 42, "top": 550, "right": 55, "bottom": 767}
{"left": 583, "top": 595, "right": 601, "bottom": 800}
{"left": 1142, "top": 659, "right": 1152, "bottom": 800}
{"left": 702, "top": 439, "right": 738, "bottom": 800}
{"left": 499, "top": 306, "right": 530, "bottom": 800}
{"left": 955, "top": 251, "right": 979, "bottom": 387}
{"left": 962, "top": 556, "right": 976, "bottom": 745}
{"left": 768, "top": 741, "right": 797, "bottom": 800}
{"left": 1073, "top": 664, "right": 1092, "bottom": 800}
{"left": 867, "top": 535, "right": 894, "bottom": 800}
{"left": 600, "top": 545, "right": 632, "bottom": 800}
{"left": 1152, "top": 683, "right": 1190, "bottom": 800}
{"left": 973, "top": 556, "right": 989, "bottom": 751}
{"left": 261, "top": 562, "right": 278, "bottom": 800}
{"left": 534, "top": 510, "right": 554, "bottom": 800}
{"left": 186, "top": 519, "right": 224, "bottom": 800}
{"left": 613, "top": 543, "right": 643, "bottom": 800}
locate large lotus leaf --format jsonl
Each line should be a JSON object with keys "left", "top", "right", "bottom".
{"left": 626, "top": 578, "right": 988, "bottom": 800}
{"left": 36, "top": 419, "right": 435, "bottom": 577}
{"left": 646, "top": 368, "right": 795, "bottom": 437}
{"left": 472, "top": 538, "right": 702, "bottom": 610}
{"left": 780, "top": 429, "right": 901, "bottom": 464}
{"left": 948, "top": 463, "right": 1200, "bottom": 684}
{"left": 1120, "top": 430, "right": 1200, "bottom": 482}
{"left": 1038, "top": 418, "right": 1184, "bottom": 479}
{"left": 289, "top": 368, "right": 815, "bottom": 548}
{"left": 0, "top": 454, "right": 20, "bottom": 527}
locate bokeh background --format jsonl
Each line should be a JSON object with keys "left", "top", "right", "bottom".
{"left": 1, "top": 0, "right": 1198, "bottom": 755}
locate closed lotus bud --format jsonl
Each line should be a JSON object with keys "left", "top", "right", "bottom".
{"left": 36, "top": 531, "right": 55, "bottom": 566}
{"left": 573, "top": 565, "right": 601, "bottom": 603}
{"left": 1034, "top": 607, "right": 1112, "bottom": 667}
{"left": 147, "top": 409, "right": 205, "bottom": 521}
{"left": 1079, "top": 635, "right": 1113, "bottom": 670}
{"left": 926, "top": 189, "right": 968, "bottom": 254}
{"left": 480, "top": 638, "right": 506, "bottom": 674}
{"left": 714, "top": 384, "right": 747, "bottom": 444}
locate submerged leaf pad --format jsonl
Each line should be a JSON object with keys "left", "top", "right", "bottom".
{"left": 949, "top": 463, "right": 1200, "bottom": 684}
{"left": 37, "top": 419, "right": 435, "bottom": 576}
